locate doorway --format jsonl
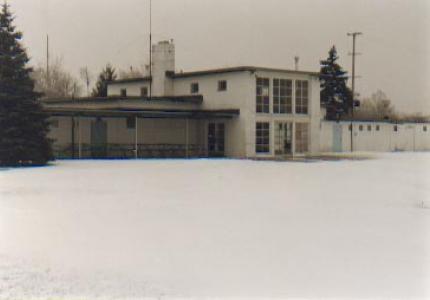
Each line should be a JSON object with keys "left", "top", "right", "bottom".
{"left": 208, "top": 123, "right": 225, "bottom": 157}
{"left": 275, "top": 122, "right": 293, "bottom": 155}
{"left": 91, "top": 118, "right": 107, "bottom": 158}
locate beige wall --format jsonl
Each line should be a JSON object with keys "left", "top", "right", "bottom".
{"left": 173, "top": 72, "right": 254, "bottom": 158}
{"left": 320, "top": 121, "right": 430, "bottom": 152}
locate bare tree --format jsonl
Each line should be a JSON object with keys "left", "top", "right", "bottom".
{"left": 354, "top": 90, "right": 396, "bottom": 120}
{"left": 32, "top": 57, "right": 82, "bottom": 99}
{"left": 118, "top": 65, "right": 144, "bottom": 79}
{"left": 79, "top": 66, "right": 92, "bottom": 97}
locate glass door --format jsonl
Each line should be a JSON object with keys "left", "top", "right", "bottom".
{"left": 208, "top": 123, "right": 225, "bottom": 157}
{"left": 275, "top": 122, "right": 292, "bottom": 155}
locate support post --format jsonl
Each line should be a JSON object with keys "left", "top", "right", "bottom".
{"left": 185, "top": 118, "right": 189, "bottom": 158}
{"left": 135, "top": 116, "right": 138, "bottom": 159}
{"left": 78, "top": 116, "right": 82, "bottom": 159}
{"left": 71, "top": 116, "right": 75, "bottom": 159}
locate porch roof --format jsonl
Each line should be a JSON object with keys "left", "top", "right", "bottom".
{"left": 44, "top": 107, "right": 240, "bottom": 119}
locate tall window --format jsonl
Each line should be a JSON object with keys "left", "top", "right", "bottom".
{"left": 120, "top": 88, "right": 127, "bottom": 97}
{"left": 295, "top": 80, "right": 308, "bottom": 114}
{"left": 191, "top": 82, "right": 199, "bottom": 94}
{"left": 273, "top": 79, "right": 292, "bottom": 114}
{"left": 256, "top": 122, "right": 270, "bottom": 153}
{"left": 256, "top": 78, "right": 270, "bottom": 113}
{"left": 295, "top": 123, "right": 309, "bottom": 153}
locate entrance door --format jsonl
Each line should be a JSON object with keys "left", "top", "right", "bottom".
{"left": 333, "top": 123, "right": 343, "bottom": 152}
{"left": 208, "top": 123, "right": 225, "bottom": 157}
{"left": 91, "top": 118, "right": 107, "bottom": 158}
{"left": 275, "top": 122, "right": 292, "bottom": 155}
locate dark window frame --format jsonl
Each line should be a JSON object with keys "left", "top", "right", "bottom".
{"left": 273, "top": 78, "right": 292, "bottom": 114}
{"left": 190, "top": 82, "right": 199, "bottom": 94}
{"left": 256, "top": 122, "right": 270, "bottom": 153}
{"left": 218, "top": 80, "right": 227, "bottom": 91}
{"left": 256, "top": 78, "right": 270, "bottom": 113}
{"left": 295, "top": 80, "right": 309, "bottom": 114}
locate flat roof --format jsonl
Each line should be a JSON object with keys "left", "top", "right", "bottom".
{"left": 108, "top": 76, "right": 152, "bottom": 85}
{"left": 44, "top": 107, "right": 240, "bottom": 119}
{"left": 42, "top": 95, "right": 203, "bottom": 105}
{"left": 107, "top": 66, "right": 319, "bottom": 85}
{"left": 169, "top": 66, "right": 320, "bottom": 78}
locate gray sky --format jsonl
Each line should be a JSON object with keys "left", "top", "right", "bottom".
{"left": 8, "top": 0, "right": 430, "bottom": 114}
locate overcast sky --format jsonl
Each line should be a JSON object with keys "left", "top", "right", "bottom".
{"left": 8, "top": 0, "right": 430, "bottom": 113}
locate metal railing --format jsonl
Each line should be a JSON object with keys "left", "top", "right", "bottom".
{"left": 53, "top": 144, "right": 207, "bottom": 159}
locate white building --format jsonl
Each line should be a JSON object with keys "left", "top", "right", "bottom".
{"left": 44, "top": 41, "right": 430, "bottom": 159}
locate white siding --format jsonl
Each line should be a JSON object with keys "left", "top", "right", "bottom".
{"left": 321, "top": 121, "right": 430, "bottom": 152}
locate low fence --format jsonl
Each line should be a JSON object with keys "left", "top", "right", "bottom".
{"left": 53, "top": 144, "right": 207, "bottom": 159}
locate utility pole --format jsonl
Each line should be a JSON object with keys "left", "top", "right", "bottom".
{"left": 46, "top": 35, "right": 50, "bottom": 87}
{"left": 149, "top": 0, "right": 152, "bottom": 100}
{"left": 347, "top": 32, "right": 362, "bottom": 152}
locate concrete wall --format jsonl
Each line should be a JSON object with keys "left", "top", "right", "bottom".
{"left": 321, "top": 121, "right": 430, "bottom": 152}
{"left": 107, "top": 81, "right": 150, "bottom": 97}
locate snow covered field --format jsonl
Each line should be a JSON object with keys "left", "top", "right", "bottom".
{"left": 0, "top": 153, "right": 429, "bottom": 299}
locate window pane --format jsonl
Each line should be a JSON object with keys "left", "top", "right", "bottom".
{"left": 256, "top": 122, "right": 270, "bottom": 153}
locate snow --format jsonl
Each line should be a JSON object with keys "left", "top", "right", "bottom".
{"left": 0, "top": 153, "right": 429, "bottom": 299}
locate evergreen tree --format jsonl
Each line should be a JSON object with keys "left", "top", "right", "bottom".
{"left": 92, "top": 64, "right": 117, "bottom": 97}
{"left": 320, "top": 46, "right": 352, "bottom": 120}
{"left": 0, "top": 3, "right": 53, "bottom": 166}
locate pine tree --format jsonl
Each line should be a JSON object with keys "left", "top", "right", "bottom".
{"left": 320, "top": 46, "right": 352, "bottom": 120}
{"left": 92, "top": 64, "right": 117, "bottom": 97}
{"left": 0, "top": 3, "right": 53, "bottom": 166}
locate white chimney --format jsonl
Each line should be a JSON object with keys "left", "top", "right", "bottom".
{"left": 151, "top": 40, "right": 175, "bottom": 96}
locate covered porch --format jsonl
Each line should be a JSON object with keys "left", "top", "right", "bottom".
{"left": 46, "top": 107, "right": 239, "bottom": 159}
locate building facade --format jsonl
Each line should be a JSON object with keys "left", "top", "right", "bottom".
{"left": 45, "top": 41, "right": 322, "bottom": 159}
{"left": 44, "top": 40, "right": 430, "bottom": 159}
